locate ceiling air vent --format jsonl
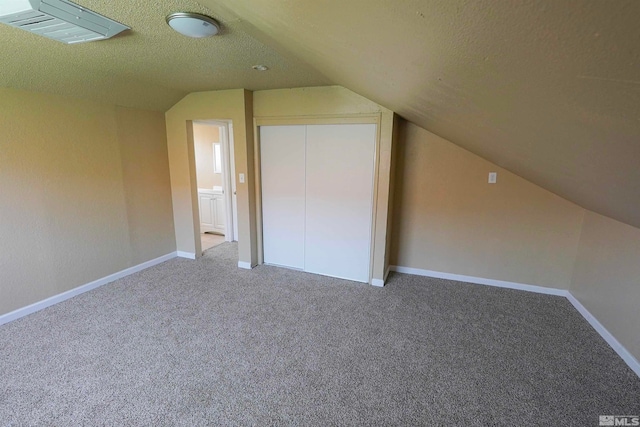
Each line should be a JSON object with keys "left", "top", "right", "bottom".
{"left": 0, "top": 0, "right": 129, "bottom": 44}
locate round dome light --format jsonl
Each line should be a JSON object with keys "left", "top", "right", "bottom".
{"left": 166, "top": 12, "right": 220, "bottom": 38}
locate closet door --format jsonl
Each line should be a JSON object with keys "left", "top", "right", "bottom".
{"left": 260, "top": 126, "right": 306, "bottom": 269}
{"left": 304, "top": 124, "right": 376, "bottom": 282}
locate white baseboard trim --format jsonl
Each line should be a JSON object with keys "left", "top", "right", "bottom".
{"left": 177, "top": 251, "right": 196, "bottom": 259}
{"left": 389, "top": 265, "right": 567, "bottom": 296}
{"left": 391, "top": 264, "right": 639, "bottom": 378}
{"left": 566, "top": 292, "right": 640, "bottom": 378}
{"left": 371, "top": 267, "right": 392, "bottom": 287}
{"left": 371, "top": 278, "right": 385, "bottom": 287}
{"left": 0, "top": 252, "right": 177, "bottom": 327}
{"left": 238, "top": 261, "right": 253, "bottom": 270}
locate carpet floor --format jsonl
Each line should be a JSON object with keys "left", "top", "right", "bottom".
{"left": 1, "top": 242, "right": 638, "bottom": 426}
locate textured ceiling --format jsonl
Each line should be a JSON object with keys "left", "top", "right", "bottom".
{"left": 200, "top": 0, "right": 640, "bottom": 230}
{"left": 0, "top": 0, "right": 331, "bottom": 111}
{"left": 2, "top": 1, "right": 639, "bottom": 231}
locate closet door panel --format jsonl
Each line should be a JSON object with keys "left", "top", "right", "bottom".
{"left": 304, "top": 124, "right": 376, "bottom": 282}
{"left": 260, "top": 126, "right": 306, "bottom": 269}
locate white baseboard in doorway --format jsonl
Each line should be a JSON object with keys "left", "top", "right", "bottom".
{"left": 371, "top": 278, "right": 385, "bottom": 287}
{"left": 390, "top": 264, "right": 640, "bottom": 379}
{"left": 566, "top": 292, "right": 640, "bottom": 378}
{"left": 177, "top": 251, "right": 196, "bottom": 259}
{"left": 371, "top": 267, "right": 391, "bottom": 287}
{"left": 0, "top": 252, "right": 177, "bottom": 327}
{"left": 389, "top": 265, "right": 567, "bottom": 296}
{"left": 238, "top": 261, "right": 253, "bottom": 270}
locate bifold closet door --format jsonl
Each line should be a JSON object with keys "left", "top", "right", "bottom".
{"left": 304, "top": 124, "right": 376, "bottom": 283}
{"left": 260, "top": 125, "right": 306, "bottom": 269}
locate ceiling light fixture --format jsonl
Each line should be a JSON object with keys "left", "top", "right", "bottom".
{"left": 252, "top": 65, "right": 269, "bottom": 71}
{"left": 166, "top": 12, "right": 220, "bottom": 38}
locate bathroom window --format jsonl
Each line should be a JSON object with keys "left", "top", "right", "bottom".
{"left": 213, "top": 143, "right": 222, "bottom": 174}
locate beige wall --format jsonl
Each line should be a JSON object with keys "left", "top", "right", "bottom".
{"left": 0, "top": 87, "right": 175, "bottom": 316}
{"left": 115, "top": 107, "right": 176, "bottom": 265}
{"left": 384, "top": 113, "right": 401, "bottom": 276}
{"left": 253, "top": 86, "right": 385, "bottom": 117}
{"left": 570, "top": 212, "right": 640, "bottom": 361}
{"left": 253, "top": 86, "right": 396, "bottom": 283}
{"left": 193, "top": 123, "right": 222, "bottom": 189}
{"left": 391, "top": 120, "right": 585, "bottom": 289}
{"left": 165, "top": 89, "right": 256, "bottom": 263}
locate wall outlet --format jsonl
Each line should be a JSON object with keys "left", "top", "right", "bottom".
{"left": 488, "top": 172, "right": 497, "bottom": 184}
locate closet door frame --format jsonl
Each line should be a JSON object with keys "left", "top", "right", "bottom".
{"left": 253, "top": 114, "right": 382, "bottom": 284}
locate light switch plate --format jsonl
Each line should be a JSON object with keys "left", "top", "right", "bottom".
{"left": 239, "top": 173, "right": 245, "bottom": 184}
{"left": 488, "top": 172, "right": 497, "bottom": 184}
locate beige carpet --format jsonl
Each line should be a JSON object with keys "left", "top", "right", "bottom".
{"left": 1, "top": 242, "right": 638, "bottom": 425}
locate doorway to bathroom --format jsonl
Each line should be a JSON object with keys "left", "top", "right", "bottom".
{"left": 192, "top": 120, "right": 238, "bottom": 254}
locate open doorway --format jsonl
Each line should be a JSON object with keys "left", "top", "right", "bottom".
{"left": 192, "top": 120, "right": 238, "bottom": 254}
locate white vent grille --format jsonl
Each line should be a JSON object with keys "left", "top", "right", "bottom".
{"left": 0, "top": 0, "right": 129, "bottom": 44}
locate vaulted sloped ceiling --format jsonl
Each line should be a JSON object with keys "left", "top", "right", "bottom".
{"left": 2, "top": 1, "right": 639, "bottom": 230}
{"left": 0, "top": 0, "right": 330, "bottom": 111}
{"left": 202, "top": 0, "right": 640, "bottom": 230}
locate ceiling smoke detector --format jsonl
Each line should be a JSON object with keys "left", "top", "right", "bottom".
{"left": 0, "top": 0, "right": 129, "bottom": 44}
{"left": 166, "top": 12, "right": 220, "bottom": 38}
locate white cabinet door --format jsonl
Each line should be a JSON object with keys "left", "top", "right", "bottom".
{"left": 260, "top": 125, "right": 306, "bottom": 269}
{"left": 199, "top": 194, "right": 215, "bottom": 233}
{"left": 304, "top": 124, "right": 376, "bottom": 283}
{"left": 199, "top": 191, "right": 225, "bottom": 234}
{"left": 212, "top": 194, "right": 226, "bottom": 233}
